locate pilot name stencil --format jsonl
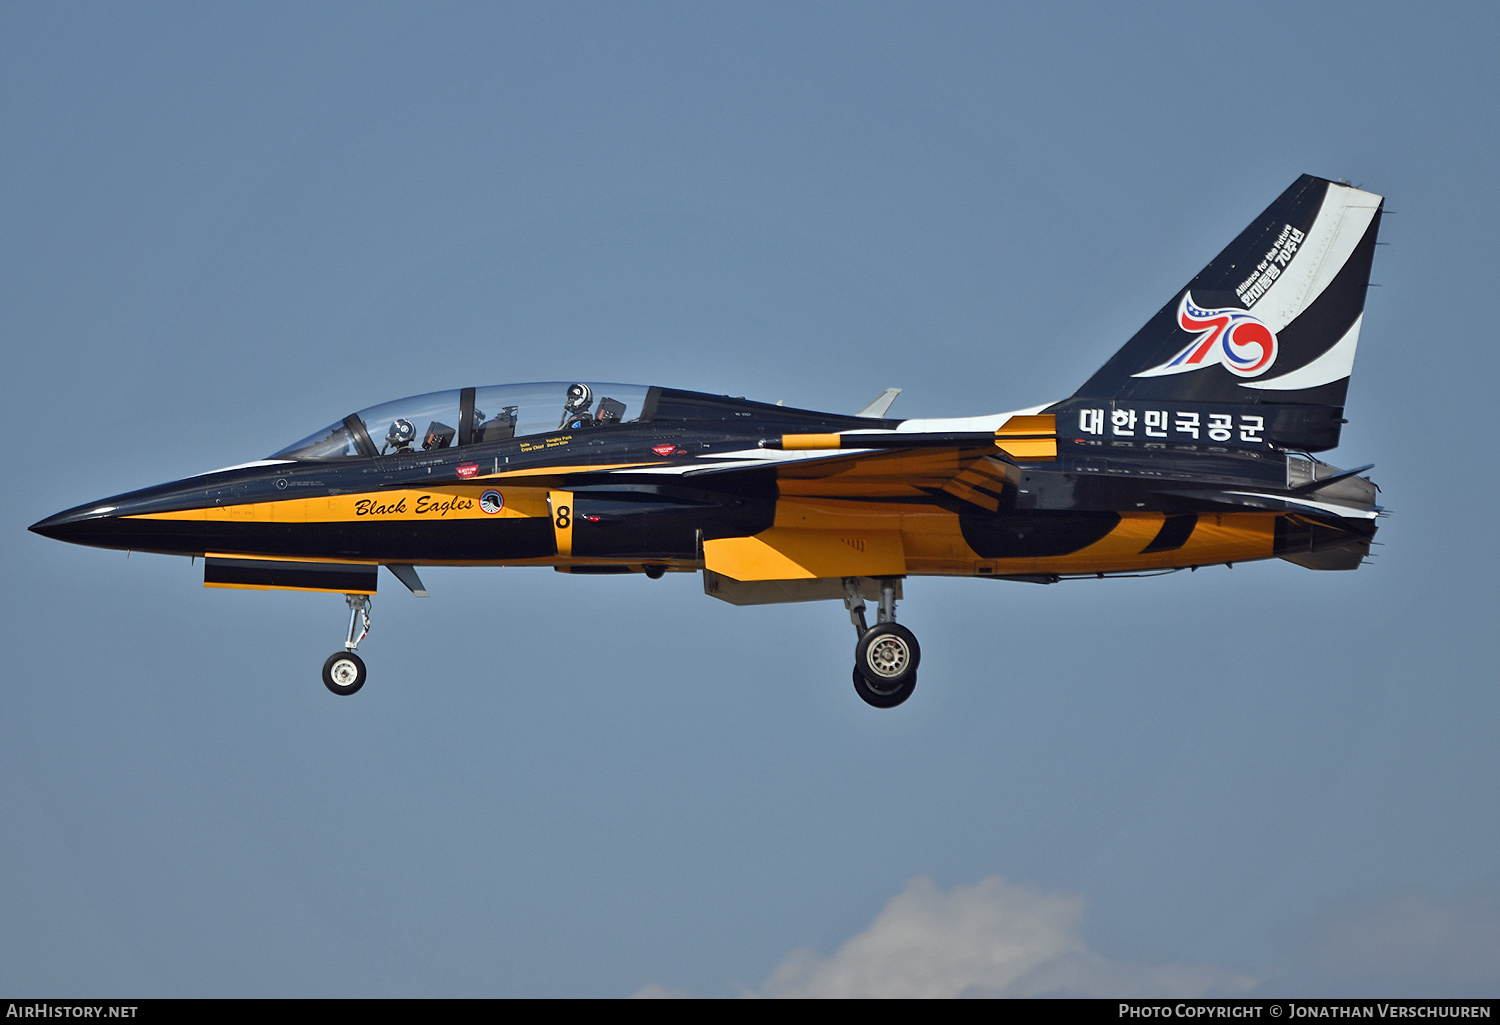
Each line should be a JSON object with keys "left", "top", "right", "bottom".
{"left": 519, "top": 434, "right": 573, "bottom": 454}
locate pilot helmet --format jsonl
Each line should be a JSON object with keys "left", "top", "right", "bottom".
{"left": 564, "top": 383, "right": 593, "bottom": 413}
{"left": 386, "top": 418, "right": 416, "bottom": 447}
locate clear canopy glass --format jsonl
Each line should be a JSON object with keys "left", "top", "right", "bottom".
{"left": 271, "top": 382, "right": 652, "bottom": 460}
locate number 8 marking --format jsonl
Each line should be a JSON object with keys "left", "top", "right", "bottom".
{"left": 555, "top": 506, "right": 571, "bottom": 529}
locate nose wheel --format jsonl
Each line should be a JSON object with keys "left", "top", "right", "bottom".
{"left": 323, "top": 594, "right": 372, "bottom": 696}
{"left": 844, "top": 577, "right": 919, "bottom": 708}
{"left": 323, "top": 651, "right": 367, "bottom": 695}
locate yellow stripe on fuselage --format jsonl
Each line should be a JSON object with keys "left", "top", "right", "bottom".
{"left": 124, "top": 461, "right": 662, "bottom": 525}
{"left": 127, "top": 487, "right": 551, "bottom": 523}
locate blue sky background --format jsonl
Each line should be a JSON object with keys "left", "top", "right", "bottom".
{"left": 3, "top": 1, "right": 1498, "bottom": 997}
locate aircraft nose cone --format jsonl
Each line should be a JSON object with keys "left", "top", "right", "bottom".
{"left": 29, "top": 503, "right": 121, "bottom": 545}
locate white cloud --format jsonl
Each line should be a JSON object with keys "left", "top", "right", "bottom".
{"left": 757, "top": 876, "right": 1255, "bottom": 999}
{"left": 635, "top": 875, "right": 1256, "bottom": 999}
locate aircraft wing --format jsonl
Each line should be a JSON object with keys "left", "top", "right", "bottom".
{"left": 673, "top": 418, "right": 1057, "bottom": 513}
{"left": 755, "top": 438, "right": 1021, "bottom": 512}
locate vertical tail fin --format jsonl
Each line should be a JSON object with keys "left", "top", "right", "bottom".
{"left": 1063, "top": 175, "right": 1383, "bottom": 451}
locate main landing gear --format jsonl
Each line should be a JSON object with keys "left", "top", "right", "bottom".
{"left": 322, "top": 594, "right": 371, "bottom": 696}
{"left": 844, "top": 577, "right": 919, "bottom": 708}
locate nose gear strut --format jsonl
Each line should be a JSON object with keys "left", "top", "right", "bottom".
{"left": 322, "top": 594, "right": 372, "bottom": 696}
{"left": 344, "top": 594, "right": 371, "bottom": 651}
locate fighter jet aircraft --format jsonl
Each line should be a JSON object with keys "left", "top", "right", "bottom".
{"left": 30, "top": 174, "right": 1385, "bottom": 707}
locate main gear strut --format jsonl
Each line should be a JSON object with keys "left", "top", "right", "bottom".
{"left": 844, "top": 577, "right": 919, "bottom": 708}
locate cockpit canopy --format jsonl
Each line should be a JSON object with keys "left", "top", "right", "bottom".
{"left": 271, "top": 382, "right": 652, "bottom": 460}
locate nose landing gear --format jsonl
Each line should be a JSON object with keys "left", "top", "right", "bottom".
{"left": 322, "top": 594, "right": 371, "bottom": 696}
{"left": 844, "top": 577, "right": 919, "bottom": 708}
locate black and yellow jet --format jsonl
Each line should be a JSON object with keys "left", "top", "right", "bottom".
{"left": 30, "top": 175, "right": 1384, "bottom": 707}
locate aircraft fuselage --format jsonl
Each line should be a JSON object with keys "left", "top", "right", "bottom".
{"left": 30, "top": 392, "right": 1373, "bottom": 582}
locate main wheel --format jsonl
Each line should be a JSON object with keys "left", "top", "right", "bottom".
{"left": 853, "top": 665, "right": 917, "bottom": 708}
{"left": 853, "top": 623, "right": 921, "bottom": 708}
{"left": 322, "top": 651, "right": 367, "bottom": 696}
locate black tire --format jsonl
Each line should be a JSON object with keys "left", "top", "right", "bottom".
{"left": 322, "top": 651, "right": 367, "bottom": 696}
{"left": 853, "top": 622, "right": 921, "bottom": 708}
{"left": 853, "top": 665, "right": 917, "bottom": 708}
{"left": 856, "top": 622, "right": 920, "bottom": 683}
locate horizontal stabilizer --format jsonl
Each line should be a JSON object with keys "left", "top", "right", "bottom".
{"left": 1156, "top": 489, "right": 1379, "bottom": 520}
{"left": 1289, "top": 464, "right": 1373, "bottom": 495}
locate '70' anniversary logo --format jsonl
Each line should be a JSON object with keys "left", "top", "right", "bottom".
{"left": 1133, "top": 292, "right": 1279, "bottom": 379}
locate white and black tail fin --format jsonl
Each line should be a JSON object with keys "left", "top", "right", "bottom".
{"left": 1058, "top": 175, "right": 1383, "bottom": 452}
